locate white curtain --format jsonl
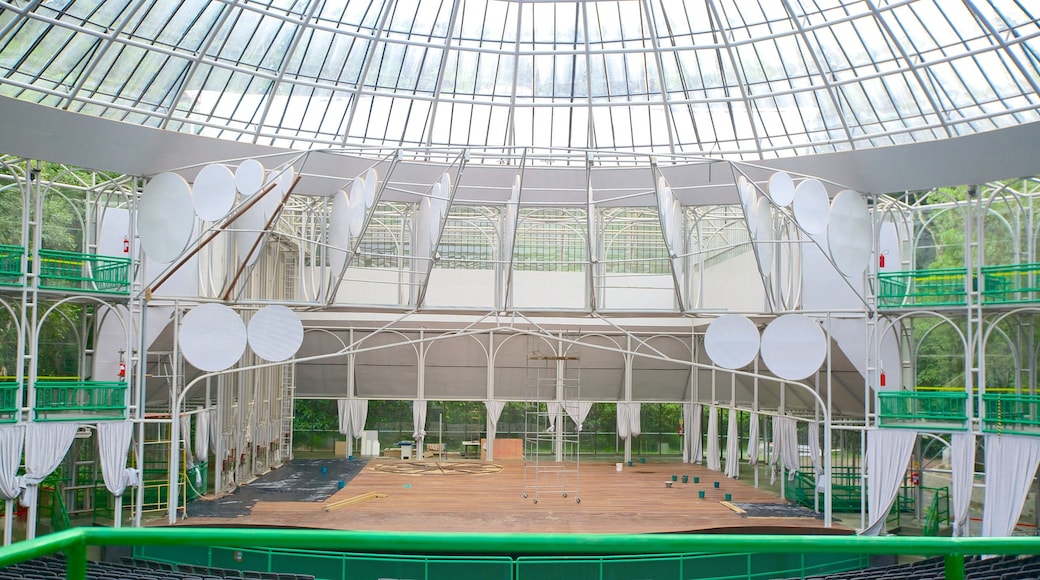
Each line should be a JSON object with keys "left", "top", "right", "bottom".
{"left": 338, "top": 399, "right": 369, "bottom": 445}
{"left": 724, "top": 409, "right": 740, "bottom": 478}
{"left": 484, "top": 400, "right": 505, "bottom": 459}
{"left": 179, "top": 415, "right": 194, "bottom": 470}
{"left": 208, "top": 408, "right": 219, "bottom": 457}
{"left": 562, "top": 401, "right": 593, "bottom": 431}
{"left": 20, "top": 423, "right": 78, "bottom": 507}
{"left": 809, "top": 421, "right": 826, "bottom": 492}
{"left": 691, "top": 404, "right": 703, "bottom": 464}
{"left": 412, "top": 399, "right": 427, "bottom": 441}
{"left": 0, "top": 425, "right": 24, "bottom": 501}
{"left": 682, "top": 403, "right": 699, "bottom": 463}
{"left": 982, "top": 434, "right": 1040, "bottom": 537}
{"left": 617, "top": 403, "right": 631, "bottom": 440}
{"left": 706, "top": 406, "right": 721, "bottom": 472}
{"left": 546, "top": 401, "right": 563, "bottom": 432}
{"left": 628, "top": 402, "right": 641, "bottom": 437}
{"left": 195, "top": 411, "right": 210, "bottom": 463}
{"left": 950, "top": 432, "right": 975, "bottom": 537}
{"left": 769, "top": 416, "right": 780, "bottom": 485}
{"left": 862, "top": 429, "right": 916, "bottom": 536}
{"left": 746, "top": 412, "right": 760, "bottom": 466}
{"left": 97, "top": 421, "right": 138, "bottom": 497}
{"left": 778, "top": 416, "right": 800, "bottom": 479}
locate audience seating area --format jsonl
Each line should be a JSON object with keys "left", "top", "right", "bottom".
{"left": 802, "top": 554, "right": 1040, "bottom": 580}
{"left": 0, "top": 555, "right": 316, "bottom": 580}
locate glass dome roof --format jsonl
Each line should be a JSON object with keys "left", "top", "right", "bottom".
{"left": 0, "top": 0, "right": 1037, "bottom": 160}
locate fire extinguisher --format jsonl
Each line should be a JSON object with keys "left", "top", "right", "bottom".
{"left": 123, "top": 235, "right": 129, "bottom": 253}
{"left": 118, "top": 361, "right": 126, "bottom": 379}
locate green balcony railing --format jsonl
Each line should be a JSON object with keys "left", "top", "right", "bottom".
{"left": 0, "top": 382, "right": 18, "bottom": 422}
{"left": 982, "top": 393, "right": 1040, "bottom": 435}
{"left": 37, "top": 249, "right": 131, "bottom": 295}
{"left": 0, "top": 243, "right": 25, "bottom": 287}
{"left": 33, "top": 381, "right": 128, "bottom": 421}
{"left": 877, "top": 391, "right": 968, "bottom": 430}
{"left": 980, "top": 263, "right": 1040, "bottom": 304}
{"left": 877, "top": 267, "right": 967, "bottom": 308}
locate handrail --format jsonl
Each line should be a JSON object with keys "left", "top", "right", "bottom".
{"left": 10, "top": 527, "right": 1040, "bottom": 580}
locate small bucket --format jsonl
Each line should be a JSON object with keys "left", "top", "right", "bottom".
{"left": 693, "top": 476, "right": 700, "bottom": 483}
{"left": 320, "top": 466, "right": 328, "bottom": 475}
{"left": 337, "top": 479, "right": 345, "bottom": 489}
{"left": 671, "top": 475, "right": 677, "bottom": 482}
{"left": 616, "top": 463, "right": 623, "bottom": 472}
{"left": 681, "top": 475, "right": 689, "bottom": 484}
{"left": 698, "top": 490, "right": 705, "bottom": 499}
{"left": 713, "top": 481, "right": 720, "bottom": 489}
{"left": 665, "top": 481, "right": 673, "bottom": 488}
{"left": 725, "top": 493, "right": 732, "bottom": 501}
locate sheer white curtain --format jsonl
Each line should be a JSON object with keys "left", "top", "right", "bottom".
{"left": 862, "top": 429, "right": 916, "bottom": 535}
{"left": 682, "top": 403, "right": 700, "bottom": 463}
{"left": 337, "top": 399, "right": 369, "bottom": 439}
{"left": 97, "top": 421, "right": 138, "bottom": 528}
{"left": 950, "top": 432, "right": 975, "bottom": 537}
{"left": 484, "top": 400, "right": 505, "bottom": 460}
{"left": 777, "top": 416, "right": 800, "bottom": 480}
{"left": 412, "top": 400, "right": 428, "bottom": 457}
{"left": 195, "top": 411, "right": 210, "bottom": 463}
{"left": 769, "top": 416, "right": 780, "bottom": 485}
{"left": 628, "top": 402, "right": 641, "bottom": 438}
{"left": 809, "top": 421, "right": 825, "bottom": 492}
{"left": 617, "top": 403, "right": 631, "bottom": 440}
{"left": 21, "top": 423, "right": 78, "bottom": 539}
{"left": 746, "top": 412, "right": 759, "bottom": 466}
{"left": 562, "top": 401, "right": 592, "bottom": 431}
{"left": 982, "top": 434, "right": 1040, "bottom": 537}
{"left": 706, "top": 406, "right": 721, "bottom": 472}
{"left": 0, "top": 425, "right": 24, "bottom": 545}
{"left": 724, "top": 409, "right": 740, "bottom": 478}
{"left": 690, "top": 404, "right": 703, "bottom": 464}
{"left": 546, "top": 401, "right": 563, "bottom": 432}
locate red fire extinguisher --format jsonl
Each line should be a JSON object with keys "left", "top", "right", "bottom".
{"left": 118, "top": 361, "right": 126, "bottom": 379}
{"left": 123, "top": 235, "right": 130, "bottom": 253}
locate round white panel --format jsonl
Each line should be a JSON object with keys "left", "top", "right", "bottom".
{"left": 878, "top": 219, "right": 901, "bottom": 272}
{"left": 363, "top": 168, "right": 378, "bottom": 207}
{"left": 347, "top": 179, "right": 365, "bottom": 234}
{"left": 657, "top": 176, "right": 672, "bottom": 217}
{"left": 198, "top": 232, "right": 229, "bottom": 298}
{"left": 739, "top": 179, "right": 759, "bottom": 215}
{"left": 260, "top": 165, "right": 294, "bottom": 220}
{"left": 247, "top": 305, "right": 304, "bottom": 362}
{"left": 760, "top": 314, "right": 827, "bottom": 381}
{"left": 703, "top": 314, "right": 760, "bottom": 369}
{"left": 792, "top": 178, "right": 830, "bottom": 236}
{"left": 425, "top": 183, "right": 443, "bottom": 245}
{"left": 139, "top": 172, "right": 195, "bottom": 264}
{"left": 752, "top": 197, "right": 774, "bottom": 275}
{"left": 179, "top": 303, "right": 247, "bottom": 372}
{"left": 235, "top": 159, "right": 265, "bottom": 196}
{"left": 767, "top": 172, "right": 795, "bottom": 207}
{"left": 669, "top": 198, "right": 683, "bottom": 253}
{"left": 827, "top": 189, "right": 872, "bottom": 277}
{"left": 235, "top": 201, "right": 267, "bottom": 267}
{"left": 439, "top": 172, "right": 451, "bottom": 199}
{"left": 328, "top": 188, "right": 352, "bottom": 278}
{"left": 192, "top": 163, "right": 236, "bottom": 222}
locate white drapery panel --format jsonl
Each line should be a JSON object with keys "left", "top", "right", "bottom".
{"left": 412, "top": 400, "right": 428, "bottom": 440}
{"left": 562, "top": 401, "right": 592, "bottom": 431}
{"left": 706, "top": 406, "right": 721, "bottom": 472}
{"left": 179, "top": 415, "right": 194, "bottom": 471}
{"left": 808, "top": 421, "right": 826, "bottom": 492}
{"left": 690, "top": 404, "right": 703, "bottom": 464}
{"left": 21, "top": 423, "right": 78, "bottom": 507}
{"left": 746, "top": 412, "right": 759, "bottom": 466}
{"left": 195, "top": 411, "right": 210, "bottom": 463}
{"left": 207, "top": 409, "right": 218, "bottom": 457}
{"left": 950, "top": 432, "right": 975, "bottom": 537}
{"left": 485, "top": 400, "right": 505, "bottom": 459}
{"left": 616, "top": 402, "right": 641, "bottom": 439}
{"left": 546, "top": 401, "right": 563, "bottom": 432}
{"left": 0, "top": 425, "right": 24, "bottom": 500}
{"left": 982, "top": 434, "right": 1040, "bottom": 537}
{"left": 777, "top": 416, "right": 800, "bottom": 480}
{"left": 337, "top": 399, "right": 369, "bottom": 439}
{"left": 769, "top": 416, "right": 780, "bottom": 485}
{"left": 682, "top": 403, "right": 698, "bottom": 463}
{"left": 97, "top": 421, "right": 138, "bottom": 497}
{"left": 617, "top": 403, "right": 630, "bottom": 439}
{"left": 724, "top": 409, "right": 740, "bottom": 478}
{"left": 628, "top": 402, "right": 641, "bottom": 438}
{"left": 862, "top": 429, "right": 916, "bottom": 536}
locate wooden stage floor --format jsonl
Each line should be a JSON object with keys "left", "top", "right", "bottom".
{"left": 179, "top": 458, "right": 850, "bottom": 535}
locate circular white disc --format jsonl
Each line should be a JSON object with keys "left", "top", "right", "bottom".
{"left": 439, "top": 172, "right": 451, "bottom": 200}
{"left": 247, "top": 305, "right": 304, "bottom": 362}
{"left": 363, "top": 168, "right": 378, "bottom": 208}
{"left": 792, "top": 179, "right": 830, "bottom": 236}
{"left": 768, "top": 172, "right": 795, "bottom": 207}
{"left": 235, "top": 159, "right": 265, "bottom": 196}
{"left": 348, "top": 179, "right": 365, "bottom": 234}
{"left": 752, "top": 197, "right": 774, "bottom": 275}
{"left": 328, "top": 188, "right": 352, "bottom": 278}
{"left": 827, "top": 189, "right": 872, "bottom": 277}
{"left": 139, "top": 172, "right": 195, "bottom": 263}
{"left": 192, "top": 163, "right": 237, "bottom": 222}
{"left": 426, "top": 183, "right": 443, "bottom": 245}
{"left": 669, "top": 198, "right": 683, "bottom": 253}
{"left": 704, "top": 314, "right": 760, "bottom": 369}
{"left": 739, "top": 179, "right": 759, "bottom": 214}
{"left": 260, "top": 166, "right": 294, "bottom": 220}
{"left": 235, "top": 201, "right": 267, "bottom": 267}
{"left": 760, "top": 314, "right": 827, "bottom": 380}
{"left": 878, "top": 219, "right": 900, "bottom": 272}
{"left": 179, "top": 303, "right": 247, "bottom": 372}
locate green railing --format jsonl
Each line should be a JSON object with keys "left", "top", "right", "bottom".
{"left": 924, "top": 486, "right": 951, "bottom": 536}
{"left": 38, "top": 485, "right": 71, "bottom": 534}
{"left": 789, "top": 467, "right": 863, "bottom": 512}
{"left": 0, "top": 382, "right": 18, "bottom": 422}
{"left": 980, "top": 263, "right": 1040, "bottom": 304}
{"left": 878, "top": 267, "right": 967, "bottom": 308}
{"left": 7, "top": 528, "right": 1040, "bottom": 580}
{"left": 33, "top": 381, "right": 127, "bottom": 421}
{"left": 877, "top": 391, "right": 968, "bottom": 430}
{"left": 36, "top": 249, "right": 131, "bottom": 295}
{"left": 982, "top": 393, "right": 1040, "bottom": 435}
{"left": 0, "top": 243, "right": 24, "bottom": 286}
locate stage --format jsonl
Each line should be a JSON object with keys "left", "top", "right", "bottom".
{"left": 179, "top": 458, "right": 850, "bottom": 535}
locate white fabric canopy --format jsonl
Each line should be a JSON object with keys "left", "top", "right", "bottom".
{"left": 706, "top": 406, "right": 721, "bottom": 472}
{"left": 982, "top": 434, "right": 1040, "bottom": 537}
{"left": 20, "top": 422, "right": 78, "bottom": 507}
{"left": 724, "top": 409, "right": 740, "bottom": 478}
{"left": 0, "top": 425, "right": 24, "bottom": 501}
{"left": 562, "top": 400, "right": 593, "bottom": 431}
{"left": 950, "top": 432, "right": 975, "bottom": 537}
{"left": 808, "top": 421, "right": 825, "bottom": 492}
{"left": 862, "top": 429, "right": 916, "bottom": 535}
{"left": 484, "top": 400, "right": 505, "bottom": 460}
{"left": 97, "top": 421, "right": 138, "bottom": 497}
{"left": 337, "top": 398, "right": 369, "bottom": 439}
{"left": 746, "top": 412, "right": 759, "bottom": 466}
